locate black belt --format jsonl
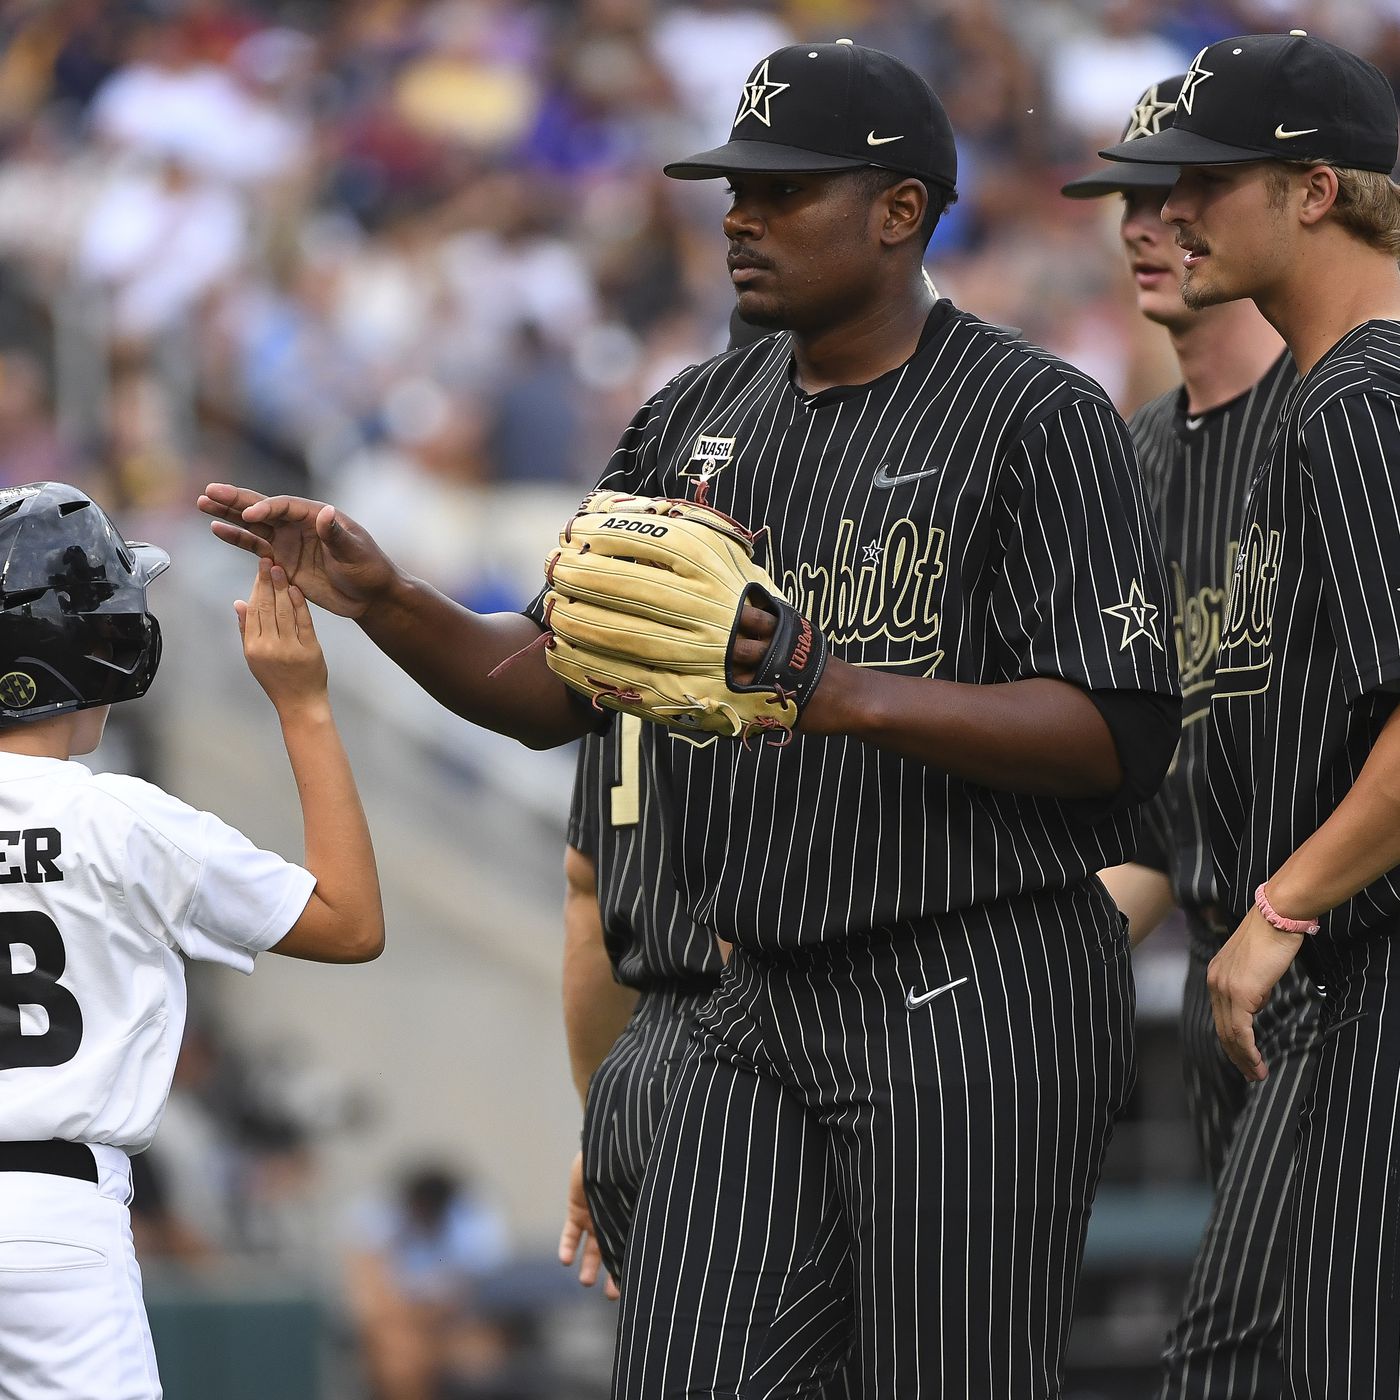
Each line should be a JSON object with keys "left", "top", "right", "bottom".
{"left": 0, "top": 1141, "right": 98, "bottom": 1183}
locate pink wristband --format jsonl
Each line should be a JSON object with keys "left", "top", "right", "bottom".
{"left": 1254, "top": 883, "right": 1320, "bottom": 936}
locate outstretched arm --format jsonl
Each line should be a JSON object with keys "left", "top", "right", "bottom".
{"left": 236, "top": 558, "right": 382, "bottom": 963}
{"left": 199, "top": 484, "right": 588, "bottom": 750}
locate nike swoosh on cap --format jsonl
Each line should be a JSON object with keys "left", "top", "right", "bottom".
{"left": 867, "top": 131, "right": 904, "bottom": 145}
{"left": 905, "top": 977, "right": 969, "bottom": 1010}
{"left": 873, "top": 461, "right": 941, "bottom": 488}
{"left": 1274, "top": 124, "right": 1320, "bottom": 139}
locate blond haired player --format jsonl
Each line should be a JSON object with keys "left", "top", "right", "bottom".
{"left": 1106, "top": 30, "right": 1400, "bottom": 1396}
{"left": 0, "top": 482, "right": 383, "bottom": 1400}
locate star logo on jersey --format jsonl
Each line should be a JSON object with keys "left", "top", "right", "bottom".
{"left": 734, "top": 59, "right": 790, "bottom": 128}
{"left": 1123, "top": 83, "right": 1176, "bottom": 140}
{"left": 1102, "top": 580, "right": 1164, "bottom": 652}
{"left": 1177, "top": 48, "right": 1214, "bottom": 116}
{"left": 0, "top": 671, "right": 36, "bottom": 708}
{"left": 681, "top": 435, "right": 736, "bottom": 500}
{"left": 861, "top": 539, "right": 884, "bottom": 565}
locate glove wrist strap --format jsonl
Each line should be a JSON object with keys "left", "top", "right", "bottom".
{"left": 730, "top": 585, "right": 828, "bottom": 725}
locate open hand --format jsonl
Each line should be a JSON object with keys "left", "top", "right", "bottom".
{"left": 236, "top": 558, "right": 328, "bottom": 710}
{"left": 1207, "top": 905, "right": 1304, "bottom": 1081}
{"left": 200, "top": 483, "right": 395, "bottom": 619}
{"left": 558, "top": 1151, "right": 619, "bottom": 1300}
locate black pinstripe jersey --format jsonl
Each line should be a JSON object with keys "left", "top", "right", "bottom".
{"left": 1130, "top": 352, "right": 1296, "bottom": 915}
{"left": 540, "top": 300, "right": 1177, "bottom": 950}
{"left": 1210, "top": 321, "right": 1400, "bottom": 937}
{"left": 568, "top": 722, "right": 724, "bottom": 990}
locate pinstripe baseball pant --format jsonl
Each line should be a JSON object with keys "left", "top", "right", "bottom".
{"left": 611, "top": 883, "right": 1137, "bottom": 1399}
{"left": 1159, "top": 913, "right": 1322, "bottom": 1400}
{"left": 1280, "top": 931, "right": 1400, "bottom": 1398}
{"left": 584, "top": 985, "right": 716, "bottom": 1285}
{"left": 586, "top": 985, "right": 858, "bottom": 1400}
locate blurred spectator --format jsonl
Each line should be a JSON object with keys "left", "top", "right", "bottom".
{"left": 0, "top": 0, "right": 1246, "bottom": 528}
{"left": 490, "top": 322, "right": 583, "bottom": 483}
{"left": 75, "top": 149, "right": 245, "bottom": 345}
{"left": 652, "top": 0, "right": 792, "bottom": 145}
{"left": 346, "top": 1163, "right": 510, "bottom": 1400}
{"left": 140, "top": 1018, "right": 353, "bottom": 1268}
{"left": 336, "top": 378, "right": 512, "bottom": 605}
{"left": 1046, "top": 0, "right": 1190, "bottom": 146}
{"left": 0, "top": 349, "right": 89, "bottom": 488}
{"left": 88, "top": 16, "right": 314, "bottom": 187}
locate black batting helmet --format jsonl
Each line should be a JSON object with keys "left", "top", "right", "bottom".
{"left": 0, "top": 482, "right": 168, "bottom": 723}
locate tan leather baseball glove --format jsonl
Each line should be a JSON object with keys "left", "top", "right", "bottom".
{"left": 542, "top": 491, "right": 828, "bottom": 743}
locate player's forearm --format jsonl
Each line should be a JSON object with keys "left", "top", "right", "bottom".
{"left": 562, "top": 852, "right": 637, "bottom": 1105}
{"left": 1259, "top": 704, "right": 1400, "bottom": 921}
{"left": 359, "top": 572, "right": 589, "bottom": 749}
{"left": 802, "top": 661, "right": 1122, "bottom": 797}
{"left": 1099, "top": 862, "right": 1176, "bottom": 946}
{"left": 280, "top": 700, "right": 383, "bottom": 961}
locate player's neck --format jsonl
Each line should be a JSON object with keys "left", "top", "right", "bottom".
{"left": 789, "top": 278, "right": 935, "bottom": 394}
{"left": 1169, "top": 303, "right": 1287, "bottom": 417}
{"left": 0, "top": 716, "right": 78, "bottom": 761}
{"left": 1256, "top": 235, "right": 1400, "bottom": 377}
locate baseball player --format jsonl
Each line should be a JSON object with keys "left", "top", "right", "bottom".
{"left": 199, "top": 40, "right": 1179, "bottom": 1394}
{"left": 558, "top": 293, "right": 942, "bottom": 1315}
{"left": 1104, "top": 30, "right": 1400, "bottom": 1397}
{"left": 0, "top": 482, "right": 383, "bottom": 1400}
{"left": 1065, "top": 79, "right": 1319, "bottom": 1399}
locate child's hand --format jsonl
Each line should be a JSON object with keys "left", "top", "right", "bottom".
{"left": 236, "top": 557, "right": 328, "bottom": 711}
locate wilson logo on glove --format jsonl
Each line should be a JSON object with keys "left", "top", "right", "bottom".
{"left": 790, "top": 617, "right": 814, "bottom": 672}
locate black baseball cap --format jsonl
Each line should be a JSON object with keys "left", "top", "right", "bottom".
{"left": 663, "top": 40, "right": 957, "bottom": 192}
{"left": 1061, "top": 75, "right": 1185, "bottom": 198}
{"left": 1100, "top": 31, "right": 1398, "bottom": 172}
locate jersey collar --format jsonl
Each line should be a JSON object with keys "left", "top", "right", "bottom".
{"left": 787, "top": 299, "right": 956, "bottom": 410}
{"left": 0, "top": 752, "right": 89, "bottom": 779}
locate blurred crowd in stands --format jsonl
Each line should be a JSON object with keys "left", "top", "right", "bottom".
{"left": 3, "top": 0, "right": 1399, "bottom": 610}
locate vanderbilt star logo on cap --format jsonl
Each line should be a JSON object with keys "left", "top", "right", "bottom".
{"left": 1176, "top": 48, "right": 1214, "bottom": 115}
{"left": 664, "top": 41, "right": 957, "bottom": 192}
{"left": 1123, "top": 82, "right": 1176, "bottom": 140}
{"left": 1061, "top": 73, "right": 1185, "bottom": 199}
{"left": 734, "top": 59, "right": 790, "bottom": 128}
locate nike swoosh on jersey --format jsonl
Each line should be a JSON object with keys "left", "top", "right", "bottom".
{"left": 1274, "top": 125, "right": 1319, "bottom": 139}
{"left": 873, "top": 461, "right": 941, "bottom": 488}
{"left": 905, "top": 977, "right": 968, "bottom": 1010}
{"left": 867, "top": 131, "right": 904, "bottom": 145}
{"left": 1185, "top": 415, "right": 1205, "bottom": 430}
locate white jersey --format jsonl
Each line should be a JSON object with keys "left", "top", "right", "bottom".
{"left": 0, "top": 752, "right": 314, "bottom": 1153}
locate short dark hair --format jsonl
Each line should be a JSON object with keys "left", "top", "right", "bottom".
{"left": 849, "top": 166, "right": 957, "bottom": 247}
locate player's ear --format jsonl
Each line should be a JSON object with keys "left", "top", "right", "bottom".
{"left": 879, "top": 177, "right": 928, "bottom": 249}
{"left": 1295, "top": 163, "right": 1339, "bottom": 227}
